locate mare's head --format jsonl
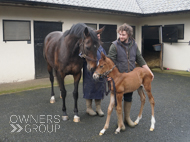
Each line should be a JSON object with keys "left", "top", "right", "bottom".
{"left": 93, "top": 52, "right": 112, "bottom": 80}
{"left": 81, "top": 26, "right": 105, "bottom": 72}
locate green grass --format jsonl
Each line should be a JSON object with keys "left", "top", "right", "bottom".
{"left": 0, "top": 84, "right": 54, "bottom": 95}
{"left": 1, "top": 68, "right": 189, "bottom": 95}
{"left": 0, "top": 77, "right": 83, "bottom": 95}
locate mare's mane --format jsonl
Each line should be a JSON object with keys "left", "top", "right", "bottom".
{"left": 63, "top": 23, "right": 99, "bottom": 45}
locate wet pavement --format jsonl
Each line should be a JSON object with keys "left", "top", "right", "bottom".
{"left": 0, "top": 72, "right": 190, "bottom": 142}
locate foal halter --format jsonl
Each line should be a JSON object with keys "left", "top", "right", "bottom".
{"left": 95, "top": 65, "right": 116, "bottom": 78}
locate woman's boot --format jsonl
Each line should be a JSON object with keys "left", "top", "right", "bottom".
{"left": 86, "top": 99, "right": 97, "bottom": 116}
{"left": 95, "top": 99, "right": 104, "bottom": 117}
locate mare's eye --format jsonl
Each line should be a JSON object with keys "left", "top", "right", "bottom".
{"left": 86, "top": 46, "right": 90, "bottom": 50}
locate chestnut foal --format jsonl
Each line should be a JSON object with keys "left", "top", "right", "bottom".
{"left": 93, "top": 52, "right": 155, "bottom": 135}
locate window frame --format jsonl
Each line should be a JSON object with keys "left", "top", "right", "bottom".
{"left": 3, "top": 20, "right": 31, "bottom": 42}
{"left": 164, "top": 24, "right": 184, "bottom": 40}
{"left": 85, "top": 23, "right": 97, "bottom": 30}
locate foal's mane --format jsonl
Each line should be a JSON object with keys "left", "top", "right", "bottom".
{"left": 63, "top": 23, "right": 99, "bottom": 44}
{"left": 106, "top": 56, "right": 116, "bottom": 65}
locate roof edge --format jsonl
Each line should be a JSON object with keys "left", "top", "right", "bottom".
{"left": 0, "top": 0, "right": 190, "bottom": 17}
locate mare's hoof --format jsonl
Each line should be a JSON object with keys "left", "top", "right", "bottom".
{"left": 73, "top": 115, "right": 80, "bottom": 122}
{"left": 150, "top": 128, "right": 154, "bottom": 131}
{"left": 62, "top": 116, "right": 69, "bottom": 121}
{"left": 50, "top": 99, "right": 55, "bottom": 104}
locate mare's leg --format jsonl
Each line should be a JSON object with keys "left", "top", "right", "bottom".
{"left": 143, "top": 81, "right": 155, "bottom": 131}
{"left": 73, "top": 71, "right": 82, "bottom": 122}
{"left": 56, "top": 71, "right": 68, "bottom": 121}
{"left": 134, "top": 86, "right": 146, "bottom": 125}
{"left": 99, "top": 94, "right": 115, "bottom": 136}
{"left": 115, "top": 93, "right": 125, "bottom": 134}
{"left": 48, "top": 64, "right": 55, "bottom": 103}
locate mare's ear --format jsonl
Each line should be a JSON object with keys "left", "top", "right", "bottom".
{"left": 84, "top": 27, "right": 89, "bottom": 37}
{"left": 96, "top": 26, "right": 105, "bottom": 34}
{"left": 101, "top": 52, "right": 106, "bottom": 60}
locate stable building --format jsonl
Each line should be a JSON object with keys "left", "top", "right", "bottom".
{"left": 0, "top": 0, "right": 190, "bottom": 83}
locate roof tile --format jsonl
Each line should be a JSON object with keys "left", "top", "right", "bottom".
{"left": 26, "top": 0, "right": 190, "bottom": 14}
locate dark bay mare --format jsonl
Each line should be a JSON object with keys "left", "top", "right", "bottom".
{"left": 43, "top": 23, "right": 104, "bottom": 122}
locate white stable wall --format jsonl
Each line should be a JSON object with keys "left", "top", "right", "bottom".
{"left": 0, "top": 5, "right": 138, "bottom": 83}
{"left": 1, "top": 5, "right": 189, "bottom": 83}
{"left": 138, "top": 13, "right": 190, "bottom": 71}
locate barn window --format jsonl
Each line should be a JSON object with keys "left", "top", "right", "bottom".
{"left": 85, "top": 23, "right": 97, "bottom": 30}
{"left": 164, "top": 24, "right": 184, "bottom": 40}
{"left": 99, "top": 24, "right": 117, "bottom": 54}
{"left": 3, "top": 20, "right": 31, "bottom": 41}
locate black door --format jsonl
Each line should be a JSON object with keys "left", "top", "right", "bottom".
{"left": 34, "top": 21, "right": 62, "bottom": 79}
{"left": 99, "top": 24, "right": 117, "bottom": 54}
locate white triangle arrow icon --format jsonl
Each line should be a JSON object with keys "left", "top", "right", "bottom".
{"left": 10, "top": 124, "right": 17, "bottom": 132}
{"left": 16, "top": 124, "right": 23, "bottom": 132}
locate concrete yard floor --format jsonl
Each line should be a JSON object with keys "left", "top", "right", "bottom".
{"left": 0, "top": 70, "right": 190, "bottom": 142}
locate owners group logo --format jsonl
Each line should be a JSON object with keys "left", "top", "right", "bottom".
{"left": 10, "top": 115, "right": 61, "bottom": 133}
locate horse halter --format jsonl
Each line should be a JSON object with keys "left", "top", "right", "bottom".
{"left": 95, "top": 65, "right": 116, "bottom": 78}
{"left": 78, "top": 39, "right": 97, "bottom": 62}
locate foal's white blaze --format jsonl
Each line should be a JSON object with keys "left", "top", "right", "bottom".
{"left": 50, "top": 96, "right": 55, "bottom": 103}
{"left": 150, "top": 115, "right": 156, "bottom": 131}
{"left": 134, "top": 115, "right": 142, "bottom": 125}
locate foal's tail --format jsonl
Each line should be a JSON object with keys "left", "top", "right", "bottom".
{"left": 150, "top": 71, "right": 154, "bottom": 82}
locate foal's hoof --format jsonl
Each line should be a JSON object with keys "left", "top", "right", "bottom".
{"left": 115, "top": 131, "right": 120, "bottom": 134}
{"left": 134, "top": 122, "right": 138, "bottom": 125}
{"left": 150, "top": 128, "right": 154, "bottom": 131}
{"left": 73, "top": 115, "right": 80, "bottom": 122}
{"left": 99, "top": 132, "right": 103, "bottom": 136}
{"left": 99, "top": 129, "right": 105, "bottom": 136}
{"left": 115, "top": 128, "right": 120, "bottom": 134}
{"left": 62, "top": 116, "right": 69, "bottom": 121}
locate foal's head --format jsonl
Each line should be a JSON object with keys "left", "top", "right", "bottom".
{"left": 81, "top": 26, "right": 105, "bottom": 72}
{"left": 93, "top": 52, "right": 113, "bottom": 80}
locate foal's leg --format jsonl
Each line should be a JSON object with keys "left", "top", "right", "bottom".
{"left": 56, "top": 71, "right": 68, "bottom": 121}
{"left": 115, "top": 93, "right": 125, "bottom": 134}
{"left": 48, "top": 64, "right": 55, "bottom": 103}
{"left": 144, "top": 82, "right": 155, "bottom": 131}
{"left": 99, "top": 94, "right": 115, "bottom": 136}
{"left": 72, "top": 72, "right": 81, "bottom": 122}
{"left": 134, "top": 86, "right": 146, "bottom": 125}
